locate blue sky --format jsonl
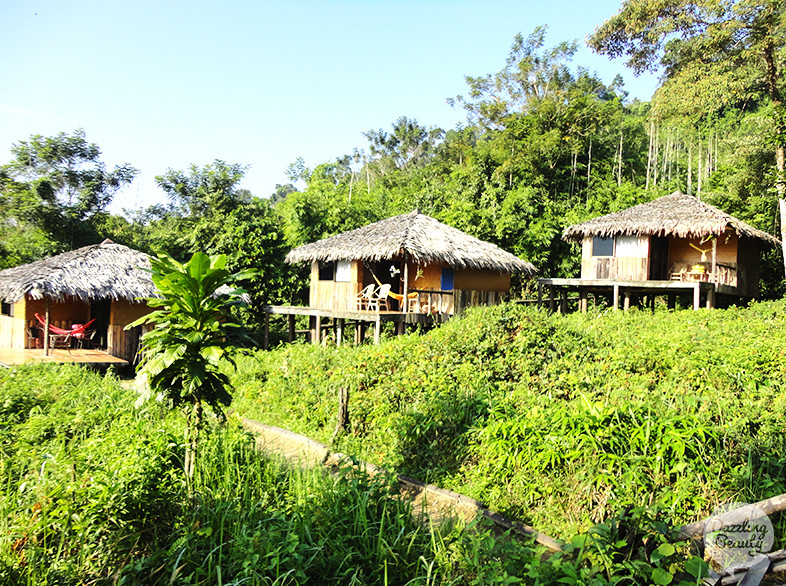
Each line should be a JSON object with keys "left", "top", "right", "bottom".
{"left": 1, "top": 0, "right": 660, "bottom": 213}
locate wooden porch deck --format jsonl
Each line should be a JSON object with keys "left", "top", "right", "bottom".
{"left": 0, "top": 348, "right": 129, "bottom": 368}
{"left": 537, "top": 278, "right": 743, "bottom": 312}
{"left": 263, "top": 305, "right": 450, "bottom": 348}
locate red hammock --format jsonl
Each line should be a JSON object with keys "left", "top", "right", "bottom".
{"left": 35, "top": 314, "right": 95, "bottom": 337}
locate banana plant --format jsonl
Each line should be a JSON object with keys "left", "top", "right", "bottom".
{"left": 129, "top": 251, "right": 254, "bottom": 484}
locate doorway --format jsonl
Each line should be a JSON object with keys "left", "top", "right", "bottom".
{"left": 90, "top": 298, "right": 111, "bottom": 349}
{"left": 649, "top": 237, "right": 669, "bottom": 280}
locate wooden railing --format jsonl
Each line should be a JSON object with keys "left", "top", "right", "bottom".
{"left": 670, "top": 262, "right": 737, "bottom": 287}
{"left": 408, "top": 289, "right": 454, "bottom": 315}
{"left": 407, "top": 289, "right": 506, "bottom": 315}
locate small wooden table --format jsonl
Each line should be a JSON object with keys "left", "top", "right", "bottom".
{"left": 685, "top": 271, "right": 710, "bottom": 282}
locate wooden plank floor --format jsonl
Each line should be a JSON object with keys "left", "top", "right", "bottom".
{"left": 0, "top": 348, "right": 129, "bottom": 367}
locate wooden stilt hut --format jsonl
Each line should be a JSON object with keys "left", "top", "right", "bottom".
{"left": 0, "top": 240, "right": 157, "bottom": 362}
{"left": 266, "top": 210, "right": 536, "bottom": 345}
{"left": 540, "top": 191, "right": 779, "bottom": 311}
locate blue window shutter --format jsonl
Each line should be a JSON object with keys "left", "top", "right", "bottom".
{"left": 441, "top": 267, "right": 454, "bottom": 290}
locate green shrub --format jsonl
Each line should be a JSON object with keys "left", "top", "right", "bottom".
{"left": 234, "top": 301, "right": 786, "bottom": 541}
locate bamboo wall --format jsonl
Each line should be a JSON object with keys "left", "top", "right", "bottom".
{"left": 668, "top": 232, "right": 737, "bottom": 267}
{"left": 580, "top": 237, "right": 650, "bottom": 281}
{"left": 310, "top": 261, "right": 364, "bottom": 310}
{"left": 108, "top": 300, "right": 151, "bottom": 362}
{"left": 579, "top": 231, "right": 759, "bottom": 296}
{"left": 25, "top": 297, "right": 91, "bottom": 328}
{"left": 0, "top": 300, "right": 27, "bottom": 349}
{"left": 12, "top": 297, "right": 91, "bottom": 349}
{"left": 410, "top": 262, "right": 442, "bottom": 290}
{"left": 455, "top": 268, "right": 511, "bottom": 291}
{"left": 307, "top": 258, "right": 513, "bottom": 315}
{"left": 736, "top": 236, "right": 760, "bottom": 297}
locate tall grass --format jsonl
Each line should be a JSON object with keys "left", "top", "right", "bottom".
{"left": 2, "top": 363, "right": 585, "bottom": 585}
{"left": 5, "top": 297, "right": 782, "bottom": 585}
{"left": 232, "top": 301, "right": 786, "bottom": 541}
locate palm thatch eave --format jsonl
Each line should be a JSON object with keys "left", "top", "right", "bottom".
{"left": 562, "top": 191, "right": 779, "bottom": 246}
{"left": 0, "top": 241, "right": 159, "bottom": 304}
{"left": 285, "top": 210, "right": 537, "bottom": 276}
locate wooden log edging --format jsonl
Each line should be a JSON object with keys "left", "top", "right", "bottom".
{"left": 240, "top": 417, "right": 563, "bottom": 553}
{"left": 675, "top": 493, "right": 786, "bottom": 541}
{"left": 673, "top": 495, "right": 786, "bottom": 584}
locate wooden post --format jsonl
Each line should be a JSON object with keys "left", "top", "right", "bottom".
{"left": 331, "top": 387, "right": 350, "bottom": 443}
{"left": 579, "top": 289, "right": 587, "bottom": 313}
{"left": 336, "top": 318, "right": 344, "bottom": 346}
{"left": 402, "top": 253, "right": 409, "bottom": 314}
{"left": 44, "top": 299, "right": 50, "bottom": 356}
{"left": 355, "top": 321, "right": 362, "bottom": 344}
{"left": 623, "top": 290, "right": 631, "bottom": 311}
{"left": 693, "top": 284, "right": 701, "bottom": 310}
{"left": 373, "top": 316, "right": 381, "bottom": 345}
{"left": 612, "top": 284, "right": 619, "bottom": 311}
{"left": 454, "top": 289, "right": 463, "bottom": 316}
{"left": 706, "top": 286, "right": 715, "bottom": 310}
{"left": 288, "top": 314, "right": 295, "bottom": 343}
{"left": 548, "top": 286, "right": 555, "bottom": 313}
{"left": 315, "top": 316, "right": 322, "bottom": 344}
{"left": 537, "top": 282, "right": 543, "bottom": 309}
{"left": 559, "top": 289, "right": 568, "bottom": 313}
{"left": 309, "top": 315, "right": 316, "bottom": 343}
{"left": 263, "top": 312, "right": 270, "bottom": 350}
{"left": 711, "top": 237, "right": 718, "bottom": 283}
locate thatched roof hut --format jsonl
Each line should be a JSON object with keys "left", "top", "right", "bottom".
{"left": 562, "top": 191, "right": 779, "bottom": 245}
{"left": 286, "top": 210, "right": 537, "bottom": 275}
{"left": 0, "top": 240, "right": 157, "bottom": 304}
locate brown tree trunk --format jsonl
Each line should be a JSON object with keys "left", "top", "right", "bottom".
{"left": 332, "top": 387, "right": 350, "bottom": 443}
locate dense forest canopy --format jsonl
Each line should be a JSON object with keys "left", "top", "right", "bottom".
{"left": 2, "top": 6, "right": 785, "bottom": 321}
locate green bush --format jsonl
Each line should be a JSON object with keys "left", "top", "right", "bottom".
{"left": 234, "top": 301, "right": 786, "bottom": 540}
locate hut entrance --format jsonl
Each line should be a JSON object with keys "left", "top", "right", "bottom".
{"left": 649, "top": 237, "right": 669, "bottom": 280}
{"left": 364, "top": 261, "right": 402, "bottom": 295}
{"left": 90, "top": 299, "right": 111, "bottom": 349}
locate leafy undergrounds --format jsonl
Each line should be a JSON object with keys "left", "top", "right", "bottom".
{"left": 234, "top": 301, "right": 786, "bottom": 545}
{"left": 3, "top": 302, "right": 785, "bottom": 584}
{"left": 1, "top": 365, "right": 556, "bottom": 585}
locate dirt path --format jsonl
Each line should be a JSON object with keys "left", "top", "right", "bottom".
{"left": 241, "top": 417, "right": 562, "bottom": 552}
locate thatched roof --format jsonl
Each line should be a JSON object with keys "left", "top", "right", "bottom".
{"left": 286, "top": 210, "right": 537, "bottom": 275}
{"left": 562, "top": 191, "right": 779, "bottom": 245}
{"left": 0, "top": 240, "right": 159, "bottom": 304}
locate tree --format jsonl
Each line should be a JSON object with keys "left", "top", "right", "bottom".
{"left": 155, "top": 160, "right": 249, "bottom": 217}
{"left": 0, "top": 129, "right": 138, "bottom": 255}
{"left": 449, "top": 26, "right": 579, "bottom": 129}
{"left": 363, "top": 117, "right": 444, "bottom": 171}
{"left": 191, "top": 199, "right": 300, "bottom": 327}
{"left": 130, "top": 252, "right": 252, "bottom": 483}
{"left": 589, "top": 0, "right": 786, "bottom": 271}
{"left": 3, "top": 129, "right": 137, "bottom": 218}
{"left": 270, "top": 183, "right": 297, "bottom": 203}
